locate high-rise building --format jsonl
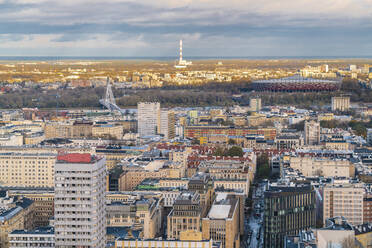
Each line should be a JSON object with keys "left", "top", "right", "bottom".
{"left": 159, "top": 109, "right": 176, "bottom": 140}
{"left": 323, "top": 183, "right": 364, "bottom": 226}
{"left": 249, "top": 98, "right": 262, "bottom": 112}
{"left": 304, "top": 120, "right": 320, "bottom": 145}
{"left": 54, "top": 153, "right": 106, "bottom": 247}
{"left": 332, "top": 96, "right": 350, "bottom": 112}
{"left": 263, "top": 182, "right": 316, "bottom": 248}
{"left": 137, "top": 102, "right": 160, "bottom": 137}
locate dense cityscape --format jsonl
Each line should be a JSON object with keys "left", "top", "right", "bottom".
{"left": 0, "top": 55, "right": 370, "bottom": 248}
{"left": 2, "top": 0, "right": 372, "bottom": 247}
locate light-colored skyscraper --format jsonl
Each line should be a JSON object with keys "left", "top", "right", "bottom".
{"left": 54, "top": 153, "right": 106, "bottom": 248}
{"left": 304, "top": 120, "right": 320, "bottom": 145}
{"left": 160, "top": 109, "right": 176, "bottom": 140}
{"left": 137, "top": 102, "right": 160, "bottom": 137}
{"left": 249, "top": 98, "right": 261, "bottom": 112}
{"left": 332, "top": 96, "right": 350, "bottom": 112}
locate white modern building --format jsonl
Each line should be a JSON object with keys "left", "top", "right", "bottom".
{"left": 137, "top": 102, "right": 160, "bottom": 137}
{"left": 54, "top": 153, "right": 106, "bottom": 248}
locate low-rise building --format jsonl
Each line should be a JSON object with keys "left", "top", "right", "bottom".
{"left": 202, "top": 194, "right": 242, "bottom": 248}
{"left": 9, "top": 226, "right": 54, "bottom": 248}
{"left": 288, "top": 156, "right": 354, "bottom": 178}
{"left": 0, "top": 195, "right": 35, "bottom": 248}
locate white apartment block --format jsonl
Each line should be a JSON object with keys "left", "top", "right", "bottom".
{"left": 323, "top": 183, "right": 364, "bottom": 226}
{"left": 137, "top": 102, "right": 160, "bottom": 137}
{"left": 54, "top": 153, "right": 106, "bottom": 248}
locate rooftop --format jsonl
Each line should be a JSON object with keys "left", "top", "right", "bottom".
{"left": 57, "top": 153, "right": 98, "bottom": 163}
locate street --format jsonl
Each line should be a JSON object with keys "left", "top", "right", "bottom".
{"left": 242, "top": 183, "right": 265, "bottom": 248}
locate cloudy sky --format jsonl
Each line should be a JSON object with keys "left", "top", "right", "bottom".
{"left": 0, "top": 0, "right": 372, "bottom": 57}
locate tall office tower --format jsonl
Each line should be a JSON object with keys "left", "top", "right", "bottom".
{"left": 304, "top": 120, "right": 320, "bottom": 145}
{"left": 331, "top": 96, "right": 350, "bottom": 112}
{"left": 54, "top": 153, "right": 106, "bottom": 248}
{"left": 159, "top": 109, "right": 175, "bottom": 140}
{"left": 323, "top": 183, "right": 364, "bottom": 226}
{"left": 137, "top": 102, "right": 160, "bottom": 137}
{"left": 167, "top": 192, "right": 202, "bottom": 240}
{"left": 263, "top": 182, "right": 316, "bottom": 248}
{"left": 249, "top": 98, "right": 262, "bottom": 112}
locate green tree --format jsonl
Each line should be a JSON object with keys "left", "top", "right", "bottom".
{"left": 256, "top": 154, "right": 270, "bottom": 180}
{"left": 213, "top": 146, "right": 225, "bottom": 156}
{"left": 226, "top": 146, "right": 244, "bottom": 157}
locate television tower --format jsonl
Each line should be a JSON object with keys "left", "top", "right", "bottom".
{"left": 179, "top": 39, "right": 183, "bottom": 63}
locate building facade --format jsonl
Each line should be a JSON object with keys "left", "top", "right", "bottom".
{"left": 323, "top": 183, "right": 364, "bottom": 226}
{"left": 159, "top": 110, "right": 176, "bottom": 140}
{"left": 54, "top": 153, "right": 106, "bottom": 247}
{"left": 304, "top": 120, "right": 320, "bottom": 145}
{"left": 137, "top": 102, "right": 160, "bottom": 137}
{"left": 263, "top": 183, "right": 316, "bottom": 248}
{"left": 0, "top": 152, "right": 56, "bottom": 188}
{"left": 332, "top": 96, "right": 350, "bottom": 112}
{"left": 167, "top": 192, "right": 202, "bottom": 240}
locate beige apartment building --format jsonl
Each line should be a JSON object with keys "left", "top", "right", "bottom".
{"left": 289, "top": 156, "right": 354, "bottom": 178}
{"left": 0, "top": 197, "right": 35, "bottom": 248}
{"left": 167, "top": 192, "right": 202, "bottom": 240}
{"left": 8, "top": 191, "right": 54, "bottom": 227}
{"left": 92, "top": 124, "right": 123, "bottom": 140}
{"left": 119, "top": 169, "right": 170, "bottom": 191}
{"left": 44, "top": 121, "right": 93, "bottom": 139}
{"left": 323, "top": 183, "right": 364, "bottom": 226}
{"left": 0, "top": 152, "right": 56, "bottom": 188}
{"left": 202, "top": 194, "right": 241, "bottom": 248}
{"left": 159, "top": 110, "right": 176, "bottom": 140}
{"left": 107, "top": 197, "right": 162, "bottom": 239}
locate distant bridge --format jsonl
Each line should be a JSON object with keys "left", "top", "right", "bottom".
{"left": 99, "top": 77, "right": 126, "bottom": 114}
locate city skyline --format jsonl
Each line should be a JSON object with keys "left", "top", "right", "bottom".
{"left": 0, "top": 0, "right": 372, "bottom": 57}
